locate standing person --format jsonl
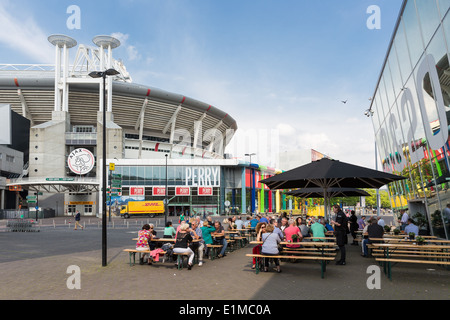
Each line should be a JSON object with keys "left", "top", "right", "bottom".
{"left": 179, "top": 212, "right": 185, "bottom": 224}
{"left": 331, "top": 204, "right": 348, "bottom": 265}
{"left": 398, "top": 209, "right": 409, "bottom": 231}
{"left": 74, "top": 210, "right": 84, "bottom": 230}
{"left": 357, "top": 215, "right": 366, "bottom": 230}
{"left": 173, "top": 223, "right": 195, "bottom": 270}
{"left": 349, "top": 210, "right": 359, "bottom": 245}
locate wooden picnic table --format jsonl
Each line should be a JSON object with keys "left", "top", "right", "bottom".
{"left": 248, "top": 240, "right": 336, "bottom": 278}
{"left": 132, "top": 238, "right": 200, "bottom": 242}
{"left": 250, "top": 241, "right": 336, "bottom": 246}
{"left": 370, "top": 242, "right": 450, "bottom": 280}
{"left": 370, "top": 237, "right": 450, "bottom": 244}
{"left": 385, "top": 234, "right": 437, "bottom": 239}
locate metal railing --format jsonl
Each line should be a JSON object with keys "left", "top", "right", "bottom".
{"left": 6, "top": 219, "right": 40, "bottom": 232}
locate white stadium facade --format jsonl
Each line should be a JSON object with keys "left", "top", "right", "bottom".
{"left": 0, "top": 34, "right": 292, "bottom": 217}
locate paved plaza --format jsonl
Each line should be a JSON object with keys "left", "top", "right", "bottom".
{"left": 0, "top": 217, "right": 449, "bottom": 302}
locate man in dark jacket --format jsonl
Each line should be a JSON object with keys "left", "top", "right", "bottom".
{"left": 74, "top": 210, "right": 84, "bottom": 230}
{"left": 349, "top": 210, "right": 359, "bottom": 245}
{"left": 331, "top": 205, "right": 348, "bottom": 265}
{"left": 362, "top": 218, "right": 384, "bottom": 257}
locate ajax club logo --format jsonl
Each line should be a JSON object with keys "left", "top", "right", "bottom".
{"left": 68, "top": 148, "right": 95, "bottom": 175}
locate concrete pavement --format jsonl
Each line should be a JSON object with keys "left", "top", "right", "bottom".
{"left": 0, "top": 217, "right": 449, "bottom": 302}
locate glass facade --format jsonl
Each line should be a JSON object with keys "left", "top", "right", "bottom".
{"left": 109, "top": 163, "right": 288, "bottom": 216}
{"left": 370, "top": 0, "right": 450, "bottom": 238}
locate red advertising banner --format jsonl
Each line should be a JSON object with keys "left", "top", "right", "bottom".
{"left": 130, "top": 186, "right": 145, "bottom": 196}
{"left": 152, "top": 187, "right": 166, "bottom": 196}
{"left": 176, "top": 187, "right": 190, "bottom": 196}
{"left": 198, "top": 186, "right": 213, "bottom": 196}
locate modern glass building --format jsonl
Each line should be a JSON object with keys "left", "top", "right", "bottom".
{"left": 368, "top": 0, "right": 450, "bottom": 238}
{"left": 107, "top": 159, "right": 289, "bottom": 216}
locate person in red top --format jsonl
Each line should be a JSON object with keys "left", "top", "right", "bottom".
{"left": 284, "top": 219, "right": 303, "bottom": 248}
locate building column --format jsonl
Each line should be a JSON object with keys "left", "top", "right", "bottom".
{"left": 241, "top": 167, "right": 246, "bottom": 215}
{"left": 268, "top": 189, "right": 273, "bottom": 213}
{"left": 251, "top": 169, "right": 256, "bottom": 213}
{"left": 275, "top": 191, "right": 280, "bottom": 213}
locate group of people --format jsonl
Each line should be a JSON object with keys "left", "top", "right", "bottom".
{"left": 249, "top": 208, "right": 344, "bottom": 272}
{"left": 136, "top": 216, "right": 232, "bottom": 270}
{"left": 135, "top": 206, "right": 416, "bottom": 272}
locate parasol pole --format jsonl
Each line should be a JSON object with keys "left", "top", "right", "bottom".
{"left": 323, "top": 186, "right": 328, "bottom": 221}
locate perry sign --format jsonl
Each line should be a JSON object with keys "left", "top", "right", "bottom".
{"left": 67, "top": 148, "right": 95, "bottom": 175}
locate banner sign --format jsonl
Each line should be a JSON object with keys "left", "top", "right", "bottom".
{"left": 176, "top": 187, "right": 190, "bottom": 196}
{"left": 130, "top": 186, "right": 145, "bottom": 196}
{"left": 152, "top": 187, "right": 166, "bottom": 196}
{"left": 198, "top": 187, "right": 213, "bottom": 196}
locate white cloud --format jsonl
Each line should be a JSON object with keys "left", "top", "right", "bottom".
{"left": 111, "top": 32, "right": 144, "bottom": 62}
{"left": 0, "top": 2, "right": 54, "bottom": 63}
{"left": 276, "top": 123, "right": 297, "bottom": 137}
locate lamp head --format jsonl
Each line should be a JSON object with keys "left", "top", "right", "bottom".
{"left": 88, "top": 71, "right": 103, "bottom": 78}
{"left": 105, "top": 68, "right": 120, "bottom": 76}
{"left": 88, "top": 69, "right": 120, "bottom": 78}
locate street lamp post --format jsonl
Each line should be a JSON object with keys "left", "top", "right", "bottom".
{"left": 245, "top": 153, "right": 256, "bottom": 214}
{"left": 165, "top": 154, "right": 168, "bottom": 226}
{"left": 89, "top": 68, "right": 120, "bottom": 267}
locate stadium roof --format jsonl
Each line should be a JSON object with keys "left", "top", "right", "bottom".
{"left": 0, "top": 68, "right": 238, "bottom": 142}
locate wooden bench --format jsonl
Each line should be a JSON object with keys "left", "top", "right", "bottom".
{"left": 246, "top": 253, "right": 335, "bottom": 278}
{"left": 282, "top": 250, "right": 336, "bottom": 257}
{"left": 375, "top": 258, "right": 450, "bottom": 280}
{"left": 371, "top": 243, "right": 450, "bottom": 280}
{"left": 123, "top": 249, "right": 166, "bottom": 266}
{"left": 225, "top": 238, "right": 236, "bottom": 252}
{"left": 172, "top": 252, "right": 192, "bottom": 269}
{"left": 231, "top": 236, "right": 247, "bottom": 248}
{"left": 206, "top": 244, "right": 223, "bottom": 260}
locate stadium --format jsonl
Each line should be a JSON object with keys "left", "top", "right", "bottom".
{"left": 0, "top": 34, "right": 288, "bottom": 217}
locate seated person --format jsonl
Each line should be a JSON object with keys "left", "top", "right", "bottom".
{"left": 136, "top": 224, "right": 154, "bottom": 265}
{"left": 310, "top": 218, "right": 327, "bottom": 241}
{"left": 361, "top": 218, "right": 384, "bottom": 257}
{"left": 212, "top": 221, "right": 228, "bottom": 258}
{"left": 404, "top": 218, "right": 419, "bottom": 236}
{"left": 173, "top": 223, "right": 195, "bottom": 270}
{"left": 164, "top": 221, "right": 176, "bottom": 238}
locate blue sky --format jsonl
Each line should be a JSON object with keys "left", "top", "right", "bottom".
{"left": 0, "top": 0, "right": 404, "bottom": 169}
